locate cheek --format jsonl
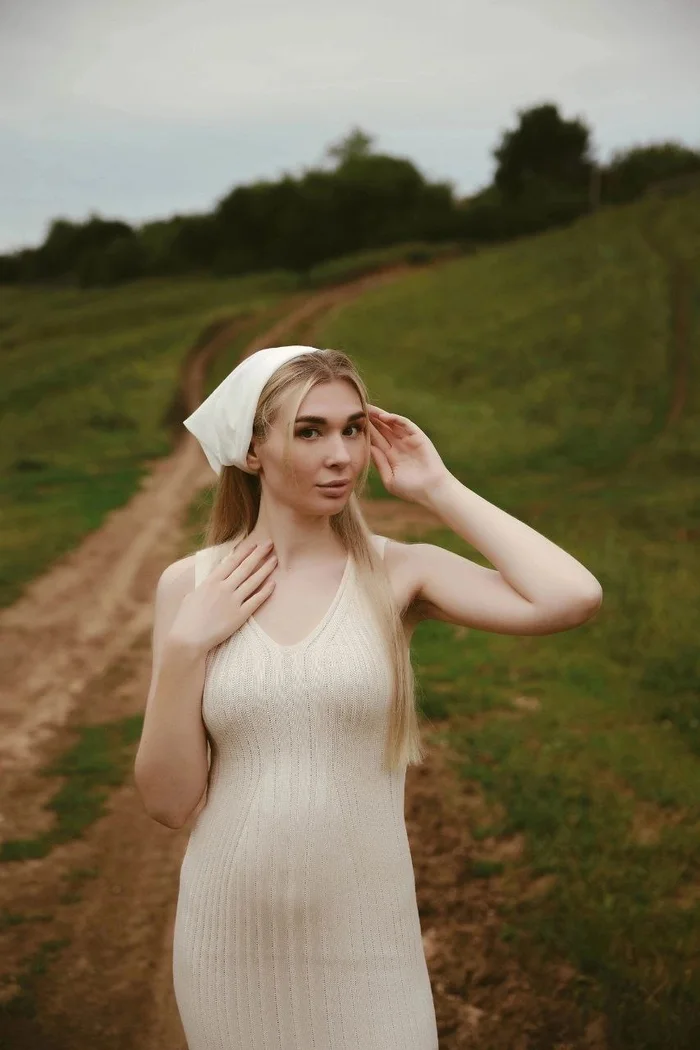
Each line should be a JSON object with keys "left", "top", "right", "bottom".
{"left": 289, "top": 441, "right": 321, "bottom": 480}
{"left": 294, "top": 441, "right": 319, "bottom": 464}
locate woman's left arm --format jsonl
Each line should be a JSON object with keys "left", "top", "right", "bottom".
{"left": 418, "top": 471, "right": 603, "bottom": 607}
{"left": 408, "top": 472, "right": 603, "bottom": 634}
{"left": 367, "top": 404, "right": 602, "bottom": 635}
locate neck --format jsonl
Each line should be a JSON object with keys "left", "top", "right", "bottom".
{"left": 245, "top": 498, "right": 345, "bottom": 572}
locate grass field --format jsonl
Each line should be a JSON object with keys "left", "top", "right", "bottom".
{"left": 306, "top": 188, "right": 700, "bottom": 1046}
{"left": 0, "top": 269, "right": 305, "bottom": 606}
{"left": 2, "top": 187, "right": 699, "bottom": 1047}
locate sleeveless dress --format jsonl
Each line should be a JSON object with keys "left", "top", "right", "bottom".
{"left": 172, "top": 534, "right": 439, "bottom": 1050}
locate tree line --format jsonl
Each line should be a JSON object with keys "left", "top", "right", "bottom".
{"left": 2, "top": 103, "right": 698, "bottom": 288}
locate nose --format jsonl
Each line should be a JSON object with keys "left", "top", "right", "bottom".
{"left": 325, "top": 433, "right": 352, "bottom": 464}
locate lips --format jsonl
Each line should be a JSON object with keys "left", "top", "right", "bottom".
{"left": 318, "top": 480, "right": 351, "bottom": 489}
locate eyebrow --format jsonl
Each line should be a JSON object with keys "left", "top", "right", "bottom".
{"left": 295, "top": 411, "right": 367, "bottom": 425}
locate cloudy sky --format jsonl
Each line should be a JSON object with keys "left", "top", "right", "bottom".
{"left": 1, "top": 0, "right": 698, "bottom": 253}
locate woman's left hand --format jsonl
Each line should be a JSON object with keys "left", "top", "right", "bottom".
{"left": 366, "top": 404, "right": 451, "bottom": 504}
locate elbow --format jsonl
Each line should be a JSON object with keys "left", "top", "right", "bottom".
{"left": 568, "top": 586, "right": 603, "bottom": 625}
{"left": 134, "top": 778, "right": 186, "bottom": 829}
{"left": 149, "top": 809, "right": 186, "bottom": 830}
{"left": 137, "top": 794, "right": 191, "bottom": 830}
{"left": 580, "top": 574, "right": 603, "bottom": 606}
{"left": 582, "top": 585, "right": 603, "bottom": 613}
{"left": 144, "top": 799, "right": 188, "bottom": 829}
{"left": 133, "top": 759, "right": 201, "bottom": 830}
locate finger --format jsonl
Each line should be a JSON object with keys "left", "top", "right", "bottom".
{"left": 383, "top": 413, "right": 413, "bottom": 431}
{"left": 370, "top": 441, "right": 391, "bottom": 477}
{"left": 238, "top": 553, "right": 278, "bottom": 601}
{"left": 368, "top": 419, "right": 392, "bottom": 452}
{"left": 214, "top": 540, "right": 259, "bottom": 578}
{"left": 369, "top": 407, "right": 411, "bottom": 431}
{"left": 371, "top": 417, "right": 403, "bottom": 443}
{"left": 369, "top": 414, "right": 394, "bottom": 430}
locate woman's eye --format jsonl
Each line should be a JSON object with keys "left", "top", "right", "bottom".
{"left": 297, "top": 424, "right": 365, "bottom": 439}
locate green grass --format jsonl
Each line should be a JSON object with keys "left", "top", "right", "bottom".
{"left": 0, "top": 244, "right": 448, "bottom": 608}
{"left": 307, "top": 187, "right": 700, "bottom": 1048}
{"left": 304, "top": 239, "right": 463, "bottom": 286}
{"left": 0, "top": 936, "right": 71, "bottom": 1021}
{"left": 0, "top": 271, "right": 299, "bottom": 607}
{"left": 0, "top": 716, "right": 143, "bottom": 862}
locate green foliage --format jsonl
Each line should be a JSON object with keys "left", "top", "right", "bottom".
{"left": 603, "top": 142, "right": 700, "bottom": 205}
{"left": 77, "top": 233, "right": 148, "bottom": 287}
{"left": 324, "top": 126, "right": 376, "bottom": 166}
{"left": 459, "top": 183, "right": 589, "bottom": 243}
{"left": 305, "top": 240, "right": 463, "bottom": 287}
{"left": 3, "top": 115, "right": 696, "bottom": 289}
{"left": 0, "top": 131, "right": 462, "bottom": 286}
{"left": 493, "top": 102, "right": 593, "bottom": 200}
{"left": 457, "top": 102, "right": 595, "bottom": 243}
{"left": 34, "top": 214, "right": 136, "bottom": 281}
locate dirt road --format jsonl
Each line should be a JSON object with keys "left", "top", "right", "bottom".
{"left": 0, "top": 265, "right": 603, "bottom": 1049}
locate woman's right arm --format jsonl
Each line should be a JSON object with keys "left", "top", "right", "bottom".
{"left": 134, "top": 557, "right": 210, "bottom": 830}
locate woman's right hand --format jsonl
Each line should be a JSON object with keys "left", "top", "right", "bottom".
{"left": 169, "top": 539, "right": 277, "bottom": 655}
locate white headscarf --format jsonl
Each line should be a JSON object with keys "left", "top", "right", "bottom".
{"left": 183, "top": 344, "right": 323, "bottom": 476}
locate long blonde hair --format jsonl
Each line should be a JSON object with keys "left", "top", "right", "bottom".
{"left": 197, "top": 347, "right": 426, "bottom": 772}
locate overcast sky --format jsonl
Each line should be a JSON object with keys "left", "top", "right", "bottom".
{"left": 1, "top": 0, "right": 698, "bottom": 253}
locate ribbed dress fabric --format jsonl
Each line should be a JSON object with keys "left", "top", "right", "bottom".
{"left": 172, "top": 534, "right": 439, "bottom": 1049}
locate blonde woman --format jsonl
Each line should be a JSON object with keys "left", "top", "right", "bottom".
{"left": 135, "top": 345, "right": 602, "bottom": 1049}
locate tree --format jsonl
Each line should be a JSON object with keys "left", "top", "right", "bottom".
{"left": 324, "top": 127, "right": 376, "bottom": 168}
{"left": 33, "top": 214, "right": 134, "bottom": 280}
{"left": 493, "top": 103, "right": 593, "bottom": 200}
{"left": 334, "top": 154, "right": 432, "bottom": 247}
{"left": 602, "top": 141, "right": 700, "bottom": 203}
{"left": 77, "top": 234, "right": 147, "bottom": 287}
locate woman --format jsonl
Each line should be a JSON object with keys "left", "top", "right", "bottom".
{"left": 135, "top": 344, "right": 602, "bottom": 1049}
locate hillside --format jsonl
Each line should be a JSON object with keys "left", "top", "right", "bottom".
{"left": 1, "top": 188, "right": 697, "bottom": 607}
{"left": 308, "top": 185, "right": 700, "bottom": 1044}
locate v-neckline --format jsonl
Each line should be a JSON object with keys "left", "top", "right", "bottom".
{"left": 246, "top": 552, "right": 354, "bottom": 653}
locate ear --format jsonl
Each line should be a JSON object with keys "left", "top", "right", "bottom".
{"left": 245, "top": 439, "right": 261, "bottom": 474}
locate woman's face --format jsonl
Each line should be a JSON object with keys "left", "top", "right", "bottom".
{"left": 249, "top": 379, "right": 369, "bottom": 509}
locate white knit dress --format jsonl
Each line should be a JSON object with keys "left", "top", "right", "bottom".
{"left": 172, "top": 534, "right": 439, "bottom": 1050}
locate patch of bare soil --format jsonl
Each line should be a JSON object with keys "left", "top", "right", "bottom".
{"left": 0, "top": 260, "right": 605, "bottom": 1049}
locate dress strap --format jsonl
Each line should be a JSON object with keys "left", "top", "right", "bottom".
{"left": 373, "top": 535, "right": 389, "bottom": 560}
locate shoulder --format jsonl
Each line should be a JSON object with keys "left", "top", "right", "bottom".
{"left": 156, "top": 537, "right": 238, "bottom": 604}
{"left": 146, "top": 555, "right": 198, "bottom": 656}
{"left": 373, "top": 533, "right": 417, "bottom": 575}
{"left": 156, "top": 553, "right": 196, "bottom": 603}
{"left": 371, "top": 534, "right": 424, "bottom": 617}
